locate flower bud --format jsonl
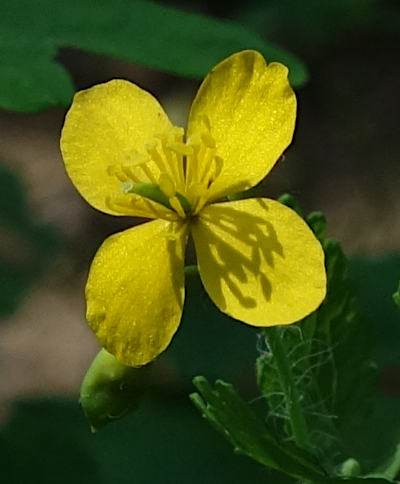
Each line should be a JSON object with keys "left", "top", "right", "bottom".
{"left": 80, "top": 349, "right": 151, "bottom": 432}
{"left": 339, "top": 458, "right": 361, "bottom": 477}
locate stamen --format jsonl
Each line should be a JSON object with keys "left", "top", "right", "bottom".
{"left": 169, "top": 196, "right": 186, "bottom": 219}
{"left": 139, "top": 163, "right": 157, "bottom": 184}
{"left": 167, "top": 142, "right": 191, "bottom": 188}
{"left": 201, "top": 132, "right": 216, "bottom": 149}
{"left": 213, "top": 156, "right": 224, "bottom": 179}
{"left": 188, "top": 182, "right": 207, "bottom": 200}
{"left": 193, "top": 195, "right": 208, "bottom": 216}
{"left": 198, "top": 150, "right": 215, "bottom": 183}
{"left": 171, "top": 126, "right": 185, "bottom": 142}
{"left": 186, "top": 134, "right": 203, "bottom": 186}
{"left": 141, "top": 198, "right": 178, "bottom": 221}
{"left": 159, "top": 173, "right": 175, "bottom": 198}
{"left": 201, "top": 114, "right": 211, "bottom": 131}
{"left": 146, "top": 141, "right": 169, "bottom": 174}
{"left": 155, "top": 133, "right": 182, "bottom": 187}
{"left": 106, "top": 195, "right": 150, "bottom": 217}
{"left": 168, "top": 142, "right": 193, "bottom": 157}
{"left": 121, "top": 165, "right": 141, "bottom": 183}
{"left": 107, "top": 165, "right": 129, "bottom": 182}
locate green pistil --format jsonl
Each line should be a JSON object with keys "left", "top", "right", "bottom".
{"left": 122, "top": 182, "right": 191, "bottom": 214}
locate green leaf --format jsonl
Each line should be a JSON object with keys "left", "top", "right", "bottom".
{"left": 236, "top": 0, "right": 391, "bottom": 56}
{"left": 191, "top": 376, "right": 326, "bottom": 483}
{"left": 349, "top": 256, "right": 400, "bottom": 367}
{"left": 0, "top": 0, "right": 308, "bottom": 112}
{"left": 1, "top": 396, "right": 275, "bottom": 484}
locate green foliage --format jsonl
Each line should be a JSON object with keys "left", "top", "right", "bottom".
{"left": 0, "top": 0, "right": 308, "bottom": 113}
{"left": 0, "top": 163, "right": 62, "bottom": 317}
{"left": 342, "top": 256, "right": 400, "bottom": 470}
{"left": 1, "top": 204, "right": 399, "bottom": 482}
{"left": 0, "top": 397, "right": 274, "bottom": 484}
{"left": 191, "top": 377, "right": 327, "bottom": 483}
{"left": 349, "top": 256, "right": 400, "bottom": 367}
{"left": 237, "top": 0, "right": 399, "bottom": 56}
{"left": 191, "top": 379, "right": 392, "bottom": 484}
{"left": 191, "top": 195, "right": 400, "bottom": 483}
{"left": 256, "top": 197, "right": 377, "bottom": 468}
{"left": 168, "top": 265, "right": 258, "bottom": 383}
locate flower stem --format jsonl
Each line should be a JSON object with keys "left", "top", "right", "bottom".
{"left": 265, "top": 327, "right": 311, "bottom": 451}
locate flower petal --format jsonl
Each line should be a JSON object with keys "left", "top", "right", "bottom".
{"left": 191, "top": 199, "right": 326, "bottom": 326}
{"left": 187, "top": 50, "right": 296, "bottom": 200}
{"left": 60, "top": 79, "right": 173, "bottom": 215}
{"left": 86, "top": 219, "right": 188, "bottom": 366}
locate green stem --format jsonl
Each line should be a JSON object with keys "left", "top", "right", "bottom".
{"left": 265, "top": 327, "right": 311, "bottom": 451}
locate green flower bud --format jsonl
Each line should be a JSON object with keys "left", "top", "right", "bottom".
{"left": 339, "top": 458, "right": 361, "bottom": 477}
{"left": 79, "top": 349, "right": 151, "bottom": 432}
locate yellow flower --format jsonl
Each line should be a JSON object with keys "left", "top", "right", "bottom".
{"left": 61, "top": 50, "right": 326, "bottom": 367}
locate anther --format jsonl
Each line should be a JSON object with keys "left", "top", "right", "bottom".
{"left": 107, "top": 165, "right": 127, "bottom": 182}
{"left": 121, "top": 165, "right": 141, "bottom": 183}
{"left": 136, "top": 163, "right": 157, "bottom": 184}
{"left": 167, "top": 142, "right": 194, "bottom": 156}
{"left": 171, "top": 126, "right": 184, "bottom": 141}
{"left": 201, "top": 132, "right": 216, "bottom": 149}
{"left": 146, "top": 142, "right": 168, "bottom": 173}
{"left": 201, "top": 114, "right": 211, "bottom": 131}
{"left": 214, "top": 156, "right": 223, "bottom": 178}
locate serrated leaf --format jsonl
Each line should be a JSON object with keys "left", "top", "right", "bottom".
{"left": 0, "top": 0, "right": 308, "bottom": 112}
{"left": 191, "top": 376, "right": 326, "bottom": 483}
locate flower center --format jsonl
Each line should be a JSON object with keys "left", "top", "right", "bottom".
{"left": 106, "top": 115, "right": 223, "bottom": 220}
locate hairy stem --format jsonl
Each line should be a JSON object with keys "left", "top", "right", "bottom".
{"left": 265, "top": 327, "right": 311, "bottom": 451}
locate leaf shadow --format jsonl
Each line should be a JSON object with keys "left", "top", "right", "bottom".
{"left": 194, "top": 199, "right": 285, "bottom": 311}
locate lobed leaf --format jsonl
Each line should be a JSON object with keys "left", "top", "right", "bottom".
{"left": 0, "top": 0, "right": 308, "bottom": 112}
{"left": 191, "top": 376, "right": 326, "bottom": 483}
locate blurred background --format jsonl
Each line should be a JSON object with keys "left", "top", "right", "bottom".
{"left": 0, "top": 1, "right": 399, "bottom": 482}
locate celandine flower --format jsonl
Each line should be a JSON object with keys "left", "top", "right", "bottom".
{"left": 61, "top": 50, "right": 326, "bottom": 367}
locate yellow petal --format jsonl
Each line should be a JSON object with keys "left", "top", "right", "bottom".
{"left": 191, "top": 198, "right": 326, "bottom": 326}
{"left": 60, "top": 79, "right": 173, "bottom": 215}
{"left": 187, "top": 50, "right": 296, "bottom": 200}
{"left": 86, "top": 219, "right": 188, "bottom": 366}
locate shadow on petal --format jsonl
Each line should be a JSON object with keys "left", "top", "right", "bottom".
{"left": 191, "top": 198, "right": 325, "bottom": 326}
